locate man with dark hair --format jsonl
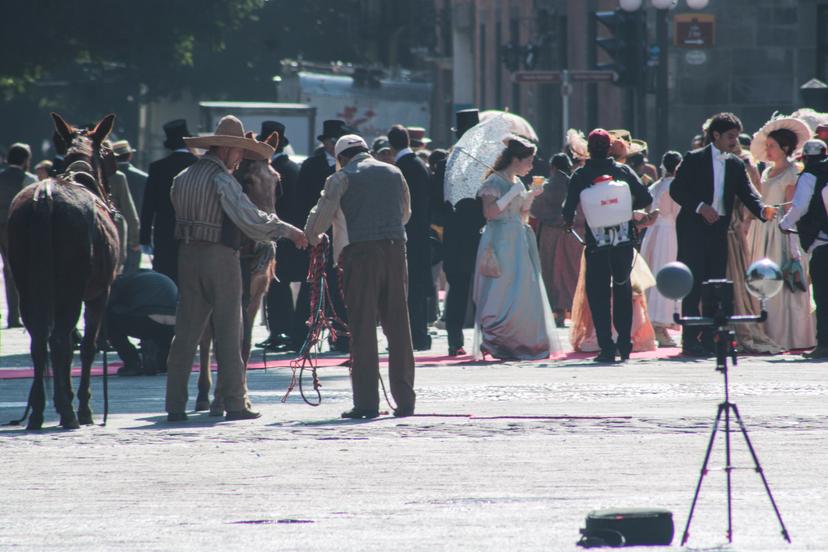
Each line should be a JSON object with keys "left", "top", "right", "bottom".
{"left": 0, "top": 143, "right": 36, "bottom": 327}
{"left": 258, "top": 121, "right": 303, "bottom": 352}
{"left": 670, "top": 113, "right": 776, "bottom": 356}
{"left": 563, "top": 129, "right": 653, "bottom": 363}
{"left": 305, "top": 134, "right": 416, "bottom": 419}
{"left": 140, "top": 119, "right": 197, "bottom": 283}
{"left": 439, "top": 109, "right": 486, "bottom": 356}
{"left": 389, "top": 124, "right": 432, "bottom": 350}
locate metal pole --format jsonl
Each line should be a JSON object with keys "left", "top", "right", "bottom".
{"left": 655, "top": 8, "right": 669, "bottom": 159}
{"left": 562, "top": 69, "right": 571, "bottom": 144}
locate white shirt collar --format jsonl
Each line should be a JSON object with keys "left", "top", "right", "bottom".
{"left": 395, "top": 147, "right": 414, "bottom": 162}
{"left": 711, "top": 143, "right": 726, "bottom": 161}
{"left": 325, "top": 151, "right": 336, "bottom": 167}
{"left": 175, "top": 147, "right": 190, "bottom": 154}
{"left": 272, "top": 152, "right": 288, "bottom": 161}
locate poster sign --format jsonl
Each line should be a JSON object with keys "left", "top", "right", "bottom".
{"left": 674, "top": 14, "right": 715, "bottom": 48}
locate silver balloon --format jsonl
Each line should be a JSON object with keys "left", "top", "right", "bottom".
{"left": 745, "top": 258, "right": 784, "bottom": 300}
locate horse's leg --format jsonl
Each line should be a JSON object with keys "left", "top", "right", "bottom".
{"left": 196, "top": 324, "right": 212, "bottom": 411}
{"left": 77, "top": 293, "right": 107, "bottom": 425}
{"left": 50, "top": 299, "right": 83, "bottom": 429}
{"left": 26, "top": 330, "right": 49, "bottom": 430}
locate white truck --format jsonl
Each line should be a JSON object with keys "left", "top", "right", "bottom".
{"left": 277, "top": 66, "right": 432, "bottom": 144}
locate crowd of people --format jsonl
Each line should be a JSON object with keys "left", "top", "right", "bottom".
{"left": 1, "top": 104, "right": 827, "bottom": 422}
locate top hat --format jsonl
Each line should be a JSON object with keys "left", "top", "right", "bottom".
{"left": 258, "top": 120, "right": 289, "bottom": 146}
{"left": 452, "top": 109, "right": 480, "bottom": 137}
{"left": 318, "top": 119, "right": 354, "bottom": 142}
{"left": 163, "top": 119, "right": 192, "bottom": 150}
{"left": 183, "top": 115, "right": 274, "bottom": 161}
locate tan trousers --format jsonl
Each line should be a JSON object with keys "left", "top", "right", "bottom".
{"left": 166, "top": 242, "right": 248, "bottom": 414}
{"left": 341, "top": 239, "right": 415, "bottom": 411}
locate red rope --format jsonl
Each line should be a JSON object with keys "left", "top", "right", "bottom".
{"left": 282, "top": 235, "right": 349, "bottom": 406}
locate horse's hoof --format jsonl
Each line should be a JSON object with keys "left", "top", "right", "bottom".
{"left": 77, "top": 411, "right": 94, "bottom": 425}
{"left": 60, "top": 413, "right": 80, "bottom": 430}
{"left": 26, "top": 416, "right": 44, "bottom": 431}
{"left": 195, "top": 393, "right": 210, "bottom": 411}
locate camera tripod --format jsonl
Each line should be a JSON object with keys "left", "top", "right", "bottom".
{"left": 676, "top": 312, "right": 791, "bottom": 546}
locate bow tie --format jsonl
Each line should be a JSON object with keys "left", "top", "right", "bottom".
{"left": 713, "top": 150, "right": 727, "bottom": 162}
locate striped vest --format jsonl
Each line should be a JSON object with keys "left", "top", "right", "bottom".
{"left": 170, "top": 155, "right": 241, "bottom": 250}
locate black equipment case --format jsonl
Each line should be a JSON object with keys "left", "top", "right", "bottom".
{"left": 577, "top": 508, "right": 674, "bottom": 547}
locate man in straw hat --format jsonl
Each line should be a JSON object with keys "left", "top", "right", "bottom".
{"left": 304, "top": 134, "right": 416, "bottom": 419}
{"left": 164, "top": 115, "right": 308, "bottom": 422}
{"left": 112, "top": 139, "right": 147, "bottom": 273}
{"left": 670, "top": 112, "right": 777, "bottom": 357}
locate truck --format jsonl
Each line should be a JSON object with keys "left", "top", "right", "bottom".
{"left": 277, "top": 62, "right": 432, "bottom": 144}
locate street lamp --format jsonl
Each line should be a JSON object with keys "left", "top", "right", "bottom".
{"left": 619, "top": 0, "right": 643, "bottom": 11}
{"left": 650, "top": 0, "right": 677, "bottom": 9}
{"left": 686, "top": 0, "right": 709, "bottom": 9}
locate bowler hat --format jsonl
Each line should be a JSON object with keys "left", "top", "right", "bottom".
{"left": 163, "top": 119, "right": 192, "bottom": 150}
{"left": 258, "top": 120, "right": 289, "bottom": 146}
{"left": 318, "top": 119, "right": 354, "bottom": 142}
{"left": 407, "top": 126, "right": 432, "bottom": 148}
{"left": 452, "top": 109, "right": 480, "bottom": 137}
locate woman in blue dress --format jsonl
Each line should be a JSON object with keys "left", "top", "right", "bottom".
{"left": 472, "top": 137, "right": 562, "bottom": 360}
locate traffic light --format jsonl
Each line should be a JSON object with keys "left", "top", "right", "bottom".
{"left": 593, "top": 9, "right": 647, "bottom": 87}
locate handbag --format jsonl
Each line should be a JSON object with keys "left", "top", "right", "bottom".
{"left": 479, "top": 245, "right": 502, "bottom": 278}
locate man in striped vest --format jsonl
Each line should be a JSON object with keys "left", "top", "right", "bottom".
{"left": 165, "top": 116, "right": 308, "bottom": 423}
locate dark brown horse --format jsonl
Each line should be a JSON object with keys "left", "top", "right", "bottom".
{"left": 7, "top": 113, "right": 120, "bottom": 430}
{"left": 196, "top": 132, "right": 280, "bottom": 414}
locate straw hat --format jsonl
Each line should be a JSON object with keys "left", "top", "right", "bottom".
{"left": 750, "top": 115, "right": 812, "bottom": 162}
{"left": 184, "top": 116, "right": 274, "bottom": 161}
{"left": 628, "top": 139, "right": 648, "bottom": 156}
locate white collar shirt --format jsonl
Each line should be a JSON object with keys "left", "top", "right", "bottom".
{"left": 394, "top": 147, "right": 413, "bottom": 163}
{"left": 710, "top": 144, "right": 726, "bottom": 215}
{"left": 325, "top": 151, "right": 336, "bottom": 168}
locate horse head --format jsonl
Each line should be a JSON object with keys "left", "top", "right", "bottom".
{"left": 51, "top": 112, "right": 117, "bottom": 203}
{"left": 235, "top": 131, "right": 280, "bottom": 214}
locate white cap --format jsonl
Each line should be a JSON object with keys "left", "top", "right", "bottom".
{"left": 334, "top": 134, "right": 368, "bottom": 158}
{"left": 803, "top": 139, "right": 827, "bottom": 156}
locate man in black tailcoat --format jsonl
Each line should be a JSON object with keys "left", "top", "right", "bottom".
{"left": 389, "top": 124, "right": 432, "bottom": 350}
{"left": 670, "top": 112, "right": 775, "bottom": 356}
{"left": 291, "top": 119, "right": 354, "bottom": 352}
{"left": 139, "top": 119, "right": 197, "bottom": 283}
{"left": 440, "top": 109, "right": 486, "bottom": 356}
{"left": 258, "top": 121, "right": 303, "bottom": 351}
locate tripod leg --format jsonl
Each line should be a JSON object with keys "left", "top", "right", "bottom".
{"left": 681, "top": 402, "right": 726, "bottom": 546}
{"left": 725, "top": 401, "right": 733, "bottom": 543}
{"left": 730, "top": 404, "right": 792, "bottom": 543}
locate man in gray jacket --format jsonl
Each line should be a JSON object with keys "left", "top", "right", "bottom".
{"left": 305, "top": 134, "right": 416, "bottom": 419}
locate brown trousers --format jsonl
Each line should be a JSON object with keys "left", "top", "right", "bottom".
{"left": 0, "top": 224, "right": 20, "bottom": 325}
{"left": 166, "top": 242, "right": 248, "bottom": 414}
{"left": 341, "top": 239, "right": 415, "bottom": 411}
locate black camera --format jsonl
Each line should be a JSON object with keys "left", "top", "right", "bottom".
{"left": 700, "top": 279, "right": 734, "bottom": 324}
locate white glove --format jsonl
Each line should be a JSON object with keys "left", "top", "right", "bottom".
{"left": 496, "top": 182, "right": 524, "bottom": 211}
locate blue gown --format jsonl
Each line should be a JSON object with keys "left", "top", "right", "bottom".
{"left": 472, "top": 174, "right": 561, "bottom": 360}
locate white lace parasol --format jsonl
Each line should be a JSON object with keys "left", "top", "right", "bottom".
{"left": 444, "top": 114, "right": 512, "bottom": 206}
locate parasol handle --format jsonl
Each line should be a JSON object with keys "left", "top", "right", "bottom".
{"left": 454, "top": 146, "right": 496, "bottom": 171}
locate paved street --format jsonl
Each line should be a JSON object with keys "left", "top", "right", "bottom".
{"left": 1, "top": 285, "right": 827, "bottom": 551}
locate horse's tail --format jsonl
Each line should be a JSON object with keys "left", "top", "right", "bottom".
{"left": 30, "top": 182, "right": 57, "bottom": 331}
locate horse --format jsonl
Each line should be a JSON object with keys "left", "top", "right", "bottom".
{"left": 195, "top": 132, "right": 280, "bottom": 414}
{"left": 7, "top": 113, "right": 121, "bottom": 430}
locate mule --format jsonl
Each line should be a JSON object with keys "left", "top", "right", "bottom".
{"left": 7, "top": 113, "right": 120, "bottom": 430}
{"left": 195, "top": 132, "right": 280, "bottom": 414}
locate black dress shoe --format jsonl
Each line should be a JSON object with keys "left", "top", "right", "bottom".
{"left": 618, "top": 348, "right": 631, "bottom": 362}
{"left": 803, "top": 346, "right": 828, "bottom": 359}
{"left": 393, "top": 406, "right": 415, "bottom": 418}
{"left": 341, "top": 407, "right": 380, "bottom": 419}
{"left": 413, "top": 336, "right": 432, "bottom": 351}
{"left": 593, "top": 350, "right": 616, "bottom": 363}
{"left": 167, "top": 412, "right": 188, "bottom": 422}
{"left": 225, "top": 408, "right": 262, "bottom": 421}
{"left": 448, "top": 346, "right": 466, "bottom": 357}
